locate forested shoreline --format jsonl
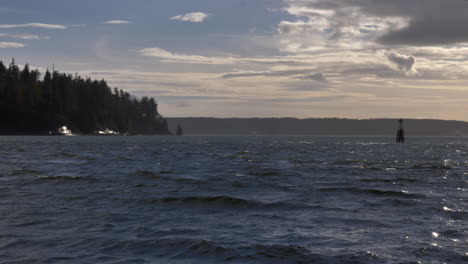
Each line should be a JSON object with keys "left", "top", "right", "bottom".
{"left": 0, "top": 59, "right": 171, "bottom": 135}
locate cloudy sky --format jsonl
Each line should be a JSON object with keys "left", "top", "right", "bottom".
{"left": 2, "top": 0, "right": 468, "bottom": 120}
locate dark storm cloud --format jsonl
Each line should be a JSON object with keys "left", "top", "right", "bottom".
{"left": 289, "top": 0, "right": 468, "bottom": 46}
{"left": 378, "top": 18, "right": 468, "bottom": 46}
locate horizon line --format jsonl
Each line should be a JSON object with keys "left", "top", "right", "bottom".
{"left": 165, "top": 117, "right": 467, "bottom": 122}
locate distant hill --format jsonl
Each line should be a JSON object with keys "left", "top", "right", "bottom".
{"left": 167, "top": 118, "right": 468, "bottom": 136}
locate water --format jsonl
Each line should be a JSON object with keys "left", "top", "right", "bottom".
{"left": 0, "top": 136, "right": 466, "bottom": 264}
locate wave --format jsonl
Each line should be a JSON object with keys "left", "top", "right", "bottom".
{"left": 7, "top": 169, "right": 43, "bottom": 176}
{"left": 411, "top": 244, "right": 468, "bottom": 263}
{"left": 411, "top": 164, "right": 452, "bottom": 170}
{"left": 35, "top": 175, "right": 97, "bottom": 182}
{"left": 133, "top": 227, "right": 200, "bottom": 239}
{"left": 439, "top": 228, "right": 466, "bottom": 238}
{"left": 330, "top": 160, "right": 360, "bottom": 165}
{"left": 132, "top": 195, "right": 298, "bottom": 210}
{"left": 45, "top": 159, "right": 88, "bottom": 165}
{"left": 133, "top": 170, "right": 159, "bottom": 177}
{"left": 356, "top": 142, "right": 389, "bottom": 145}
{"left": 441, "top": 207, "right": 468, "bottom": 220}
{"left": 144, "top": 196, "right": 266, "bottom": 208}
{"left": 359, "top": 177, "right": 419, "bottom": 183}
{"left": 180, "top": 243, "right": 321, "bottom": 263}
{"left": 249, "top": 170, "right": 282, "bottom": 177}
{"left": 331, "top": 161, "right": 454, "bottom": 171}
{"left": 0, "top": 238, "right": 31, "bottom": 250}
{"left": 377, "top": 198, "right": 417, "bottom": 207}
{"left": 131, "top": 170, "right": 208, "bottom": 184}
{"left": 99, "top": 238, "right": 231, "bottom": 259}
{"left": 170, "top": 239, "right": 467, "bottom": 264}
{"left": 47, "top": 152, "right": 91, "bottom": 160}
{"left": 319, "top": 187, "right": 422, "bottom": 198}
{"left": 98, "top": 237, "right": 386, "bottom": 263}
{"left": 11, "top": 219, "right": 52, "bottom": 227}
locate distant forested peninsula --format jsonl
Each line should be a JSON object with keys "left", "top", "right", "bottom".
{"left": 167, "top": 117, "right": 468, "bottom": 136}
{"left": 0, "top": 59, "right": 170, "bottom": 135}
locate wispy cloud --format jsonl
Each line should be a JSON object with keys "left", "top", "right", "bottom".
{"left": 0, "top": 23, "right": 66, "bottom": 29}
{"left": 103, "top": 20, "right": 132, "bottom": 24}
{"left": 296, "top": 73, "right": 328, "bottom": 82}
{"left": 139, "top": 46, "right": 308, "bottom": 65}
{"left": 170, "top": 12, "right": 210, "bottom": 23}
{"left": 139, "top": 46, "right": 233, "bottom": 64}
{"left": 221, "top": 69, "right": 319, "bottom": 79}
{"left": 0, "top": 33, "right": 49, "bottom": 40}
{"left": 0, "top": 42, "right": 25, "bottom": 48}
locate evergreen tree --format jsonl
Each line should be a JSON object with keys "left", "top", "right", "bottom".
{"left": 0, "top": 60, "right": 171, "bottom": 135}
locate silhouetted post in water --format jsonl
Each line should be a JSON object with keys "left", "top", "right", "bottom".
{"left": 176, "top": 124, "right": 183, "bottom": 136}
{"left": 396, "top": 119, "right": 405, "bottom": 143}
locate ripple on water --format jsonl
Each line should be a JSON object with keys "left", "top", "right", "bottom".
{"left": 439, "top": 228, "right": 467, "bottom": 238}
{"left": 441, "top": 207, "right": 468, "bottom": 220}
{"left": 412, "top": 244, "right": 468, "bottom": 263}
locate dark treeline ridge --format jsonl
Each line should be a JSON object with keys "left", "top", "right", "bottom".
{"left": 167, "top": 117, "right": 468, "bottom": 136}
{"left": 0, "top": 59, "right": 170, "bottom": 135}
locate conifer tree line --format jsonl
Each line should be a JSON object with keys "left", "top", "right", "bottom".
{"left": 0, "top": 59, "right": 170, "bottom": 135}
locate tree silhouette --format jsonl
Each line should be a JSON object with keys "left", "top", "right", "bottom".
{"left": 0, "top": 59, "right": 171, "bottom": 135}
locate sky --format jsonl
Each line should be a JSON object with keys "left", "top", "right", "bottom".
{"left": 2, "top": 0, "right": 468, "bottom": 120}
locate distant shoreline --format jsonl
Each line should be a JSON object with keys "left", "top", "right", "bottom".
{"left": 166, "top": 117, "right": 468, "bottom": 137}
{"left": 4, "top": 117, "right": 468, "bottom": 137}
{"left": 0, "top": 130, "right": 172, "bottom": 136}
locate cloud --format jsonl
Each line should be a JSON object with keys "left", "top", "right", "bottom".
{"left": 0, "top": 42, "right": 25, "bottom": 48}
{"left": 0, "top": 23, "right": 66, "bottom": 29}
{"left": 221, "top": 69, "right": 319, "bottom": 79}
{"left": 176, "top": 101, "right": 193, "bottom": 108}
{"left": 89, "top": 71, "right": 121, "bottom": 76}
{"left": 0, "top": 33, "right": 49, "bottom": 40}
{"left": 277, "top": 0, "right": 409, "bottom": 52}
{"left": 170, "top": 12, "right": 210, "bottom": 23}
{"left": 283, "top": 0, "right": 468, "bottom": 47}
{"left": 139, "top": 46, "right": 312, "bottom": 65}
{"left": 378, "top": 19, "right": 468, "bottom": 46}
{"left": 103, "top": 20, "right": 132, "bottom": 24}
{"left": 386, "top": 51, "right": 416, "bottom": 73}
{"left": 139, "top": 46, "right": 233, "bottom": 64}
{"left": 297, "top": 73, "right": 328, "bottom": 82}
{"left": 138, "top": 46, "right": 263, "bottom": 65}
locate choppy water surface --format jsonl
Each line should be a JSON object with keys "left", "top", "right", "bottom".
{"left": 0, "top": 136, "right": 466, "bottom": 264}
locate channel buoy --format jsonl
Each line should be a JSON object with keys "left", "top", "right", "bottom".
{"left": 396, "top": 119, "right": 405, "bottom": 143}
{"left": 176, "top": 124, "right": 183, "bottom": 136}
